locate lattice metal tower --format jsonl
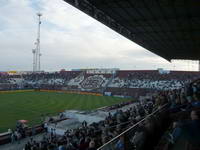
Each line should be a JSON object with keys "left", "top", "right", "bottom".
{"left": 32, "top": 13, "right": 42, "bottom": 72}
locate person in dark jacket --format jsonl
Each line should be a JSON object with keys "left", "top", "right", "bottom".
{"left": 171, "top": 109, "right": 200, "bottom": 145}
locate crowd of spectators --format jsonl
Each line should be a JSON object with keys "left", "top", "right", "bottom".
{"left": 0, "top": 74, "right": 19, "bottom": 90}
{"left": 108, "top": 71, "right": 199, "bottom": 91}
{"left": 80, "top": 75, "right": 108, "bottom": 90}
{"left": 22, "top": 95, "right": 161, "bottom": 150}
{"left": 0, "top": 70, "right": 199, "bottom": 93}
{"left": 67, "top": 74, "right": 111, "bottom": 92}
{"left": 10, "top": 121, "right": 28, "bottom": 144}
{"left": 22, "top": 72, "right": 80, "bottom": 88}
{"left": 163, "top": 79, "right": 200, "bottom": 148}
{"left": 0, "top": 70, "right": 199, "bottom": 149}
{"left": 0, "top": 71, "right": 81, "bottom": 90}
{"left": 99, "top": 78, "right": 200, "bottom": 150}
{"left": 116, "top": 70, "right": 199, "bottom": 81}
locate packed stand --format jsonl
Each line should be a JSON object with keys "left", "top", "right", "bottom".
{"left": 0, "top": 74, "right": 20, "bottom": 90}
{"left": 154, "top": 79, "right": 200, "bottom": 150}
{"left": 67, "top": 73, "right": 112, "bottom": 92}
{"left": 0, "top": 70, "right": 199, "bottom": 93}
{"left": 22, "top": 94, "right": 165, "bottom": 150}
{"left": 108, "top": 70, "right": 199, "bottom": 90}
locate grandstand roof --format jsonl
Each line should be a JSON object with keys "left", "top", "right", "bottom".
{"left": 64, "top": 0, "right": 200, "bottom": 61}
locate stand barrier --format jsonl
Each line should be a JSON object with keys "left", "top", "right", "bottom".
{"left": 97, "top": 103, "right": 169, "bottom": 150}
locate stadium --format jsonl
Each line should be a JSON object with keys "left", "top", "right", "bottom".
{"left": 0, "top": 0, "right": 200, "bottom": 150}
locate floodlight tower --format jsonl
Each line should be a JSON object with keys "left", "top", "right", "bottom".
{"left": 37, "top": 12, "right": 42, "bottom": 72}
{"left": 32, "top": 49, "right": 36, "bottom": 72}
{"left": 32, "top": 12, "right": 42, "bottom": 72}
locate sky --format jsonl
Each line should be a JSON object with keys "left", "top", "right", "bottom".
{"left": 0, "top": 0, "right": 199, "bottom": 71}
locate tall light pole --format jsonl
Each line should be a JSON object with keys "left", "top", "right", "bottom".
{"left": 32, "top": 12, "right": 42, "bottom": 72}
{"left": 32, "top": 49, "right": 36, "bottom": 72}
{"left": 37, "top": 13, "right": 42, "bottom": 71}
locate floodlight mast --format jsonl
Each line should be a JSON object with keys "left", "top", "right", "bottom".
{"left": 32, "top": 13, "right": 42, "bottom": 72}
{"left": 37, "top": 13, "right": 42, "bottom": 71}
{"left": 32, "top": 49, "right": 36, "bottom": 72}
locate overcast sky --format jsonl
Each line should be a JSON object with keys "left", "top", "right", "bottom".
{"left": 0, "top": 0, "right": 198, "bottom": 71}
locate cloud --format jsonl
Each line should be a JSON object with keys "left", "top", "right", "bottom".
{"left": 0, "top": 0, "right": 198, "bottom": 71}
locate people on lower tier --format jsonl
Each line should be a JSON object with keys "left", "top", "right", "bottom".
{"left": 115, "top": 136, "right": 124, "bottom": 150}
{"left": 169, "top": 109, "right": 200, "bottom": 145}
{"left": 21, "top": 97, "right": 160, "bottom": 150}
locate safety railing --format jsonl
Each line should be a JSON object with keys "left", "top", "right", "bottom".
{"left": 97, "top": 103, "right": 169, "bottom": 150}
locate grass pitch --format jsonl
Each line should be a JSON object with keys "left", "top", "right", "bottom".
{"left": 0, "top": 91, "right": 132, "bottom": 132}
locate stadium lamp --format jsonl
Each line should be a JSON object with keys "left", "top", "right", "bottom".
{"left": 37, "top": 12, "right": 42, "bottom": 17}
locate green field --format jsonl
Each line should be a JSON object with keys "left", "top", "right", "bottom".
{"left": 0, "top": 91, "right": 131, "bottom": 132}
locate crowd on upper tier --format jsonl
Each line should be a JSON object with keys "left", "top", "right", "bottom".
{"left": 108, "top": 71, "right": 200, "bottom": 90}
{"left": 0, "top": 70, "right": 199, "bottom": 92}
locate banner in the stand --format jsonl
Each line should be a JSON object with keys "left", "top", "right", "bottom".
{"left": 39, "top": 89, "right": 102, "bottom": 96}
{"left": 0, "top": 89, "right": 34, "bottom": 93}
